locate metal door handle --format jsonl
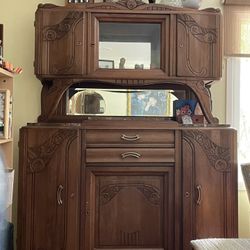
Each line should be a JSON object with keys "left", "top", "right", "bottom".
{"left": 196, "top": 185, "right": 202, "bottom": 205}
{"left": 121, "top": 152, "right": 141, "bottom": 159}
{"left": 57, "top": 185, "right": 63, "bottom": 205}
{"left": 121, "top": 134, "right": 140, "bottom": 141}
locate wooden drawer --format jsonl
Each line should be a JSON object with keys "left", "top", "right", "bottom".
{"left": 86, "top": 129, "right": 175, "bottom": 146}
{"left": 86, "top": 148, "right": 175, "bottom": 163}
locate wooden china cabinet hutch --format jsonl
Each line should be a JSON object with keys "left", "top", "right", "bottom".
{"left": 17, "top": 1, "right": 237, "bottom": 250}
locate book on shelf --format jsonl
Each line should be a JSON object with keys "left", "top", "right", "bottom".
{"left": 0, "top": 89, "right": 12, "bottom": 139}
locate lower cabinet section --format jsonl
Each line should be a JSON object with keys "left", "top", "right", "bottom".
{"left": 17, "top": 126, "right": 81, "bottom": 250}
{"left": 17, "top": 124, "right": 237, "bottom": 250}
{"left": 182, "top": 129, "right": 238, "bottom": 250}
{"left": 84, "top": 167, "right": 174, "bottom": 250}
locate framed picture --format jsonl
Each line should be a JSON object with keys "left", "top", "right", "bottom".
{"left": 173, "top": 99, "right": 197, "bottom": 117}
{"left": 99, "top": 59, "right": 114, "bottom": 69}
{"left": 128, "top": 90, "right": 169, "bottom": 116}
{"left": 173, "top": 99, "right": 205, "bottom": 124}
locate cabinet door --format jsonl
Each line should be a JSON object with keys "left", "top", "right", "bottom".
{"left": 17, "top": 126, "right": 80, "bottom": 250}
{"left": 84, "top": 167, "right": 174, "bottom": 250}
{"left": 35, "top": 6, "right": 85, "bottom": 76}
{"left": 182, "top": 129, "right": 237, "bottom": 250}
{"left": 176, "top": 14, "right": 221, "bottom": 79}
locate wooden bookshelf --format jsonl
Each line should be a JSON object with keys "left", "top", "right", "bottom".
{"left": 0, "top": 66, "right": 14, "bottom": 222}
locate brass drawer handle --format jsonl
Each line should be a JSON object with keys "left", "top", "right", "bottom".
{"left": 121, "top": 134, "right": 140, "bottom": 141}
{"left": 57, "top": 185, "right": 63, "bottom": 205}
{"left": 121, "top": 152, "right": 141, "bottom": 159}
{"left": 196, "top": 185, "right": 202, "bottom": 205}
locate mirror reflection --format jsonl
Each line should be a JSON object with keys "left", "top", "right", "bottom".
{"left": 67, "top": 88, "right": 179, "bottom": 117}
{"left": 99, "top": 22, "right": 161, "bottom": 69}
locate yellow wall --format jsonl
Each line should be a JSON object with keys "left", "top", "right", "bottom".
{"left": 0, "top": 0, "right": 248, "bottom": 246}
{"left": 0, "top": 0, "right": 64, "bottom": 242}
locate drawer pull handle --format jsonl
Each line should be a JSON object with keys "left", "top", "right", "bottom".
{"left": 121, "top": 152, "right": 141, "bottom": 159}
{"left": 121, "top": 134, "right": 140, "bottom": 141}
{"left": 196, "top": 185, "right": 202, "bottom": 205}
{"left": 57, "top": 185, "right": 63, "bottom": 205}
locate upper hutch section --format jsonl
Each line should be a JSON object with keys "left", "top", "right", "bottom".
{"left": 34, "top": 0, "right": 222, "bottom": 81}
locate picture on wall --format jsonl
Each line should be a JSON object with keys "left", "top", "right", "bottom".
{"left": 128, "top": 90, "right": 168, "bottom": 116}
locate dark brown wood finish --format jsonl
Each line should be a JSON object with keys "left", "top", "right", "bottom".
{"left": 176, "top": 13, "right": 221, "bottom": 78}
{"left": 84, "top": 167, "right": 174, "bottom": 250}
{"left": 17, "top": 1, "right": 238, "bottom": 250}
{"left": 35, "top": 1, "right": 221, "bottom": 80}
{"left": 35, "top": 5, "right": 85, "bottom": 76}
{"left": 17, "top": 126, "right": 81, "bottom": 250}
{"left": 182, "top": 128, "right": 238, "bottom": 250}
{"left": 17, "top": 123, "right": 238, "bottom": 250}
{"left": 34, "top": 0, "right": 222, "bottom": 124}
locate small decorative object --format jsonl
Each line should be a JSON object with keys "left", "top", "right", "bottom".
{"left": 99, "top": 59, "right": 114, "bottom": 69}
{"left": 160, "top": 0, "right": 182, "bottom": 7}
{"left": 119, "top": 57, "right": 126, "bottom": 69}
{"left": 173, "top": 99, "right": 204, "bottom": 124}
{"left": 182, "top": 0, "right": 201, "bottom": 9}
{"left": 68, "top": 0, "right": 88, "bottom": 3}
{"left": 2, "top": 61, "right": 23, "bottom": 74}
{"left": 181, "top": 115, "right": 193, "bottom": 125}
{"left": 134, "top": 64, "right": 144, "bottom": 69}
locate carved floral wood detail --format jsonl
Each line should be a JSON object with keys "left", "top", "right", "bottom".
{"left": 43, "top": 11, "right": 83, "bottom": 41}
{"left": 177, "top": 15, "right": 217, "bottom": 44}
{"left": 120, "top": 231, "right": 140, "bottom": 246}
{"left": 40, "top": 79, "right": 73, "bottom": 120}
{"left": 187, "top": 81, "right": 217, "bottom": 124}
{"left": 86, "top": 0, "right": 188, "bottom": 11}
{"left": 100, "top": 183, "right": 160, "bottom": 206}
{"left": 177, "top": 14, "right": 217, "bottom": 77}
{"left": 183, "top": 130, "right": 231, "bottom": 172}
{"left": 28, "top": 129, "right": 77, "bottom": 173}
{"left": 42, "top": 11, "right": 83, "bottom": 74}
{"left": 116, "top": 0, "right": 146, "bottom": 9}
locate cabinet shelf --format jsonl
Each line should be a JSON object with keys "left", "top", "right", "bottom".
{"left": 0, "top": 138, "right": 13, "bottom": 144}
{"left": 0, "top": 62, "right": 14, "bottom": 223}
{"left": 0, "top": 67, "right": 14, "bottom": 78}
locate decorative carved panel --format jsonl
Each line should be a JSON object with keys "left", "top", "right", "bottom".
{"left": 100, "top": 183, "right": 160, "bottom": 206}
{"left": 177, "top": 14, "right": 217, "bottom": 44}
{"left": 176, "top": 13, "right": 220, "bottom": 79}
{"left": 116, "top": 0, "right": 146, "bottom": 9}
{"left": 183, "top": 130, "right": 231, "bottom": 172}
{"left": 28, "top": 129, "right": 77, "bottom": 173}
{"left": 43, "top": 11, "right": 83, "bottom": 41}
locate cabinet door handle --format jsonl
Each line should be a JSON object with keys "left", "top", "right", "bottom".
{"left": 196, "top": 185, "right": 202, "bottom": 205}
{"left": 57, "top": 185, "right": 63, "bottom": 205}
{"left": 121, "top": 134, "right": 140, "bottom": 141}
{"left": 121, "top": 152, "right": 141, "bottom": 159}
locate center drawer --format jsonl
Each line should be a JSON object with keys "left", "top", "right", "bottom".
{"left": 86, "top": 129, "right": 175, "bottom": 146}
{"left": 86, "top": 148, "right": 175, "bottom": 163}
